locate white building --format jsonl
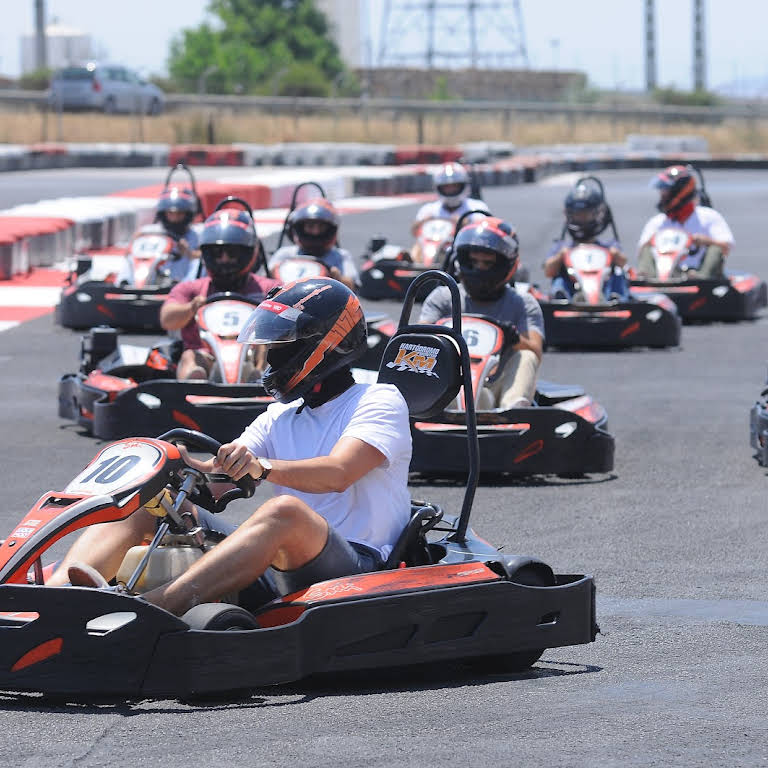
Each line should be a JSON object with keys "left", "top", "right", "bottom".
{"left": 316, "top": 0, "right": 365, "bottom": 68}
{"left": 20, "top": 23, "right": 94, "bottom": 73}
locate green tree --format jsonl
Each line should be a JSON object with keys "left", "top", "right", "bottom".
{"left": 168, "top": 0, "right": 345, "bottom": 96}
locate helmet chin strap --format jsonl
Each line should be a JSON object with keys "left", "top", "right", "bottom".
{"left": 297, "top": 367, "right": 355, "bottom": 412}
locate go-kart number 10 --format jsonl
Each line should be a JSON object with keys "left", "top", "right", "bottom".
{"left": 67, "top": 441, "right": 162, "bottom": 495}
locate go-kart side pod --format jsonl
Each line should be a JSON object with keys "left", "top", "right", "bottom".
{"left": 56, "top": 281, "right": 169, "bottom": 331}
{"left": 630, "top": 273, "right": 767, "bottom": 322}
{"left": 359, "top": 258, "right": 441, "bottom": 301}
{"left": 540, "top": 296, "right": 681, "bottom": 349}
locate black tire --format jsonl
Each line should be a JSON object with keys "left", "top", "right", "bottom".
{"left": 474, "top": 564, "right": 555, "bottom": 673}
{"left": 182, "top": 603, "right": 258, "bottom": 631}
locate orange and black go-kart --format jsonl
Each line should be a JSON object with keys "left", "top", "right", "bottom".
{"left": 0, "top": 273, "right": 597, "bottom": 699}
{"left": 58, "top": 292, "right": 275, "bottom": 442}
{"left": 749, "top": 374, "right": 768, "bottom": 467}
{"left": 401, "top": 312, "right": 614, "bottom": 477}
{"left": 629, "top": 224, "right": 767, "bottom": 322}
{"left": 58, "top": 291, "right": 394, "bottom": 443}
{"left": 530, "top": 242, "right": 682, "bottom": 349}
{"left": 56, "top": 163, "right": 207, "bottom": 332}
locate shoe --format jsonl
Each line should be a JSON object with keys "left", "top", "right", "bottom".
{"left": 68, "top": 562, "right": 109, "bottom": 589}
{"left": 552, "top": 289, "right": 569, "bottom": 301}
{"left": 608, "top": 292, "right": 623, "bottom": 302}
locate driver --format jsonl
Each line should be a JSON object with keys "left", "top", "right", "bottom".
{"left": 160, "top": 208, "right": 279, "bottom": 380}
{"left": 637, "top": 165, "right": 734, "bottom": 279}
{"left": 268, "top": 198, "right": 359, "bottom": 291}
{"left": 410, "top": 163, "right": 489, "bottom": 260}
{"left": 50, "top": 278, "right": 413, "bottom": 619}
{"left": 543, "top": 177, "right": 629, "bottom": 301}
{"left": 117, "top": 186, "right": 202, "bottom": 285}
{"left": 419, "top": 218, "right": 544, "bottom": 409}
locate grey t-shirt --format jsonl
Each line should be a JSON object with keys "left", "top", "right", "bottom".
{"left": 419, "top": 283, "right": 545, "bottom": 341}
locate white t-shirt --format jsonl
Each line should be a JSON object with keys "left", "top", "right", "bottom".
{"left": 236, "top": 383, "right": 412, "bottom": 559}
{"left": 414, "top": 197, "right": 490, "bottom": 227}
{"left": 637, "top": 206, "right": 734, "bottom": 250}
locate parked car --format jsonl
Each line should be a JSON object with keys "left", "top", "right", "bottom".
{"left": 48, "top": 63, "right": 165, "bottom": 115}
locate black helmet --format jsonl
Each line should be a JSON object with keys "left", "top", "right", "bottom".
{"left": 564, "top": 178, "right": 609, "bottom": 241}
{"left": 287, "top": 198, "right": 340, "bottom": 257}
{"left": 455, "top": 217, "right": 519, "bottom": 301}
{"left": 237, "top": 277, "right": 367, "bottom": 403}
{"left": 156, "top": 186, "right": 197, "bottom": 237}
{"left": 200, "top": 209, "right": 258, "bottom": 290}
{"left": 652, "top": 165, "right": 697, "bottom": 218}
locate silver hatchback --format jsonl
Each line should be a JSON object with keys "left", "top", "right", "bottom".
{"left": 48, "top": 63, "right": 165, "bottom": 114}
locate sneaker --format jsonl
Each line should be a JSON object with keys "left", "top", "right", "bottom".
{"left": 552, "top": 289, "right": 569, "bottom": 301}
{"left": 68, "top": 562, "right": 109, "bottom": 589}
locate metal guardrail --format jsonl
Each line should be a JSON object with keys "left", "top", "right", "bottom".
{"left": 3, "top": 88, "right": 768, "bottom": 122}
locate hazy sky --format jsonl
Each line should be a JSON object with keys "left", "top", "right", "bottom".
{"left": 0, "top": 0, "right": 764, "bottom": 95}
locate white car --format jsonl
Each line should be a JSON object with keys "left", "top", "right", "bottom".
{"left": 48, "top": 63, "right": 165, "bottom": 115}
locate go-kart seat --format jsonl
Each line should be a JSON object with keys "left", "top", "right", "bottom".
{"left": 376, "top": 328, "right": 463, "bottom": 569}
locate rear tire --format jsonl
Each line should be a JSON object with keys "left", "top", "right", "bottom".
{"left": 473, "top": 564, "right": 555, "bottom": 673}
{"left": 182, "top": 603, "right": 258, "bottom": 631}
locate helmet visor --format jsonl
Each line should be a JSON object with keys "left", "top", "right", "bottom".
{"left": 237, "top": 300, "right": 305, "bottom": 344}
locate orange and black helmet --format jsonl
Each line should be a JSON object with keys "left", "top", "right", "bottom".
{"left": 237, "top": 277, "right": 366, "bottom": 402}
{"left": 653, "top": 165, "right": 697, "bottom": 218}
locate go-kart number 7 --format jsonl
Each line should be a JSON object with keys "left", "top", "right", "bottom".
{"left": 80, "top": 455, "right": 142, "bottom": 484}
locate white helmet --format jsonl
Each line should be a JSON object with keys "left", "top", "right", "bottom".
{"left": 434, "top": 162, "right": 470, "bottom": 209}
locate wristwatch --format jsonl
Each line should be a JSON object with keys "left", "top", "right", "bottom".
{"left": 255, "top": 457, "right": 273, "bottom": 482}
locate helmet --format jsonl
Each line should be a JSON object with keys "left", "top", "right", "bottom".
{"left": 200, "top": 209, "right": 258, "bottom": 290}
{"left": 454, "top": 217, "right": 519, "bottom": 301}
{"left": 564, "top": 178, "right": 609, "bottom": 240}
{"left": 653, "top": 165, "right": 697, "bottom": 218}
{"left": 434, "top": 162, "right": 470, "bottom": 208}
{"left": 156, "top": 186, "right": 198, "bottom": 237}
{"left": 287, "top": 198, "right": 339, "bottom": 257}
{"left": 237, "top": 277, "right": 367, "bottom": 403}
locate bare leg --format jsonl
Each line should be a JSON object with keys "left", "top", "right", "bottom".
{"left": 47, "top": 508, "right": 155, "bottom": 586}
{"left": 143, "top": 495, "right": 328, "bottom": 616}
{"left": 177, "top": 349, "right": 214, "bottom": 381}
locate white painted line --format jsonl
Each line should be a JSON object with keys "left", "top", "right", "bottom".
{"left": 0, "top": 286, "right": 61, "bottom": 307}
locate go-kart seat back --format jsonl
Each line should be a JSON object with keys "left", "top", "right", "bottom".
{"left": 376, "top": 331, "right": 462, "bottom": 420}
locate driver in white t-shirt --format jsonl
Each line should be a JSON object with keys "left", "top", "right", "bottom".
{"left": 51, "top": 278, "right": 412, "bottom": 617}
{"left": 637, "top": 165, "right": 734, "bottom": 279}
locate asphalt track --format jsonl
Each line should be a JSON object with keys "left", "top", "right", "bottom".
{"left": 1, "top": 168, "right": 767, "bottom": 766}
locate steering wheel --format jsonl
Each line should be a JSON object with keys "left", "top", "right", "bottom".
{"left": 156, "top": 428, "right": 256, "bottom": 513}
{"left": 204, "top": 292, "right": 261, "bottom": 306}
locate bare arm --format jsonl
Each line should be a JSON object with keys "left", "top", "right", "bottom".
{"left": 514, "top": 329, "right": 543, "bottom": 361}
{"left": 691, "top": 233, "right": 731, "bottom": 254}
{"left": 215, "top": 436, "right": 387, "bottom": 493}
{"left": 160, "top": 294, "right": 205, "bottom": 331}
{"left": 543, "top": 247, "right": 567, "bottom": 278}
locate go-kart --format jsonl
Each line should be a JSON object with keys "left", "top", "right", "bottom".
{"left": 0, "top": 271, "right": 597, "bottom": 698}
{"left": 749, "top": 377, "right": 768, "bottom": 466}
{"left": 58, "top": 291, "right": 394, "bottom": 442}
{"left": 534, "top": 243, "right": 681, "bottom": 348}
{"left": 630, "top": 227, "right": 767, "bottom": 322}
{"left": 403, "top": 312, "right": 614, "bottom": 477}
{"left": 58, "top": 292, "right": 274, "bottom": 442}
{"left": 56, "top": 163, "right": 206, "bottom": 332}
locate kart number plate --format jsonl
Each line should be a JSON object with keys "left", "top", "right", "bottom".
{"left": 420, "top": 219, "right": 453, "bottom": 242}
{"left": 654, "top": 228, "right": 689, "bottom": 254}
{"left": 130, "top": 234, "right": 173, "bottom": 257}
{"left": 274, "top": 259, "right": 327, "bottom": 283}
{"left": 569, "top": 245, "right": 609, "bottom": 271}
{"left": 66, "top": 441, "right": 163, "bottom": 495}
{"left": 441, "top": 317, "right": 501, "bottom": 356}
{"left": 201, "top": 301, "right": 254, "bottom": 337}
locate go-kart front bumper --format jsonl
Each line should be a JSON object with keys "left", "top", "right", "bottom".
{"left": 56, "top": 281, "right": 169, "bottom": 331}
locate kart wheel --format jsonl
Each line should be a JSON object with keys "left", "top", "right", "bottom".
{"left": 473, "top": 564, "right": 554, "bottom": 673}
{"left": 182, "top": 603, "right": 258, "bottom": 631}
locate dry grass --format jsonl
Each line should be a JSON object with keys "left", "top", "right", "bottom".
{"left": 2, "top": 106, "right": 768, "bottom": 153}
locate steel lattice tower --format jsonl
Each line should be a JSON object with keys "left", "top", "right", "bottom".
{"left": 377, "top": 0, "right": 529, "bottom": 69}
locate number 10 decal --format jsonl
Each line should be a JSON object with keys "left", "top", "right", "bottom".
{"left": 80, "top": 455, "right": 142, "bottom": 484}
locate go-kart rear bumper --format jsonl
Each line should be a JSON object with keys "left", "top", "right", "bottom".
{"left": 0, "top": 572, "right": 596, "bottom": 696}
{"left": 541, "top": 299, "right": 681, "bottom": 348}
{"left": 56, "top": 282, "right": 169, "bottom": 331}
{"left": 58, "top": 374, "right": 272, "bottom": 442}
{"left": 630, "top": 275, "right": 767, "bottom": 321}
{"left": 359, "top": 260, "right": 439, "bottom": 301}
{"left": 410, "top": 407, "right": 615, "bottom": 476}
